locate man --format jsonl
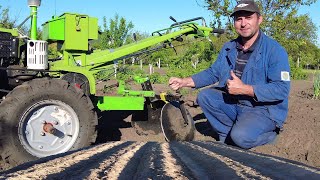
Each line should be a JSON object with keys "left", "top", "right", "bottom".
{"left": 169, "top": 0, "right": 290, "bottom": 149}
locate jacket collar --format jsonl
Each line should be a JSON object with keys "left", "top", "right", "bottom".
{"left": 225, "top": 30, "right": 264, "bottom": 76}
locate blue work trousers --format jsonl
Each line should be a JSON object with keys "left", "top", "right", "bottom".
{"left": 197, "top": 88, "right": 277, "bottom": 149}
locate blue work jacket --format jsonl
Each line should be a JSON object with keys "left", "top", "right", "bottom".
{"left": 192, "top": 31, "right": 291, "bottom": 127}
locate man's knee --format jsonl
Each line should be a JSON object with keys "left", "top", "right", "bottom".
{"left": 230, "top": 128, "right": 256, "bottom": 149}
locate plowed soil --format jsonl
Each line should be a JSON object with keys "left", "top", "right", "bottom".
{"left": 1, "top": 80, "right": 320, "bottom": 178}
{"left": 1, "top": 142, "right": 320, "bottom": 179}
{"left": 120, "top": 80, "right": 320, "bottom": 169}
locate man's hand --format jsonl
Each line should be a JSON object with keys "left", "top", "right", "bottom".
{"left": 169, "top": 77, "right": 195, "bottom": 91}
{"left": 226, "top": 71, "right": 254, "bottom": 97}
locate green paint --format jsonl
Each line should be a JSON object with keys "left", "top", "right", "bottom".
{"left": 96, "top": 96, "right": 145, "bottom": 110}
{"left": 0, "top": 28, "right": 19, "bottom": 37}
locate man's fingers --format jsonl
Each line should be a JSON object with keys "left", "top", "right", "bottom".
{"left": 170, "top": 84, "right": 180, "bottom": 91}
{"left": 230, "top": 70, "right": 238, "bottom": 79}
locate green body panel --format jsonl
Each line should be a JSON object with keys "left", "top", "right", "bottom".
{"left": 42, "top": 13, "right": 98, "bottom": 50}
{"left": 88, "top": 18, "right": 98, "bottom": 40}
{"left": 64, "top": 14, "right": 88, "bottom": 51}
{"left": 42, "top": 17, "right": 65, "bottom": 40}
{"left": 96, "top": 96, "right": 145, "bottom": 110}
{"left": 0, "top": 27, "right": 19, "bottom": 36}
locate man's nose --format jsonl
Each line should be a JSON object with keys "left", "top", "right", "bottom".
{"left": 241, "top": 19, "right": 247, "bottom": 27}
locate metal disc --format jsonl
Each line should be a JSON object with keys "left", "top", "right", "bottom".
{"left": 160, "top": 102, "right": 195, "bottom": 141}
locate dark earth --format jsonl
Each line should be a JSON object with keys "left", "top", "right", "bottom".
{"left": 1, "top": 79, "right": 320, "bottom": 176}
{"left": 119, "top": 79, "right": 320, "bottom": 169}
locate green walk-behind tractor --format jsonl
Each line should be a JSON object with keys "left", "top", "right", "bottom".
{"left": 0, "top": 0, "right": 224, "bottom": 167}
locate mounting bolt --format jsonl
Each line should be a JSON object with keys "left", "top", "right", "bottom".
{"left": 53, "top": 120, "right": 58, "bottom": 125}
{"left": 25, "top": 131, "right": 29, "bottom": 135}
{"left": 60, "top": 140, "right": 64, "bottom": 144}
{"left": 39, "top": 145, "right": 43, "bottom": 149}
{"left": 54, "top": 107, "right": 58, "bottom": 111}
{"left": 40, "top": 132, "right": 45, "bottom": 136}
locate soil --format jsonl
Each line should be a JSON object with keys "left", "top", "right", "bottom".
{"left": 1, "top": 79, "right": 320, "bottom": 178}
{"left": 1, "top": 142, "right": 320, "bottom": 179}
{"left": 118, "top": 79, "right": 320, "bottom": 169}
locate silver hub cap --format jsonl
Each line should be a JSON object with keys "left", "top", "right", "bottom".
{"left": 19, "top": 100, "right": 80, "bottom": 158}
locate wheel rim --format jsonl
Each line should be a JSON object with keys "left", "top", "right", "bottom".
{"left": 18, "top": 100, "right": 80, "bottom": 158}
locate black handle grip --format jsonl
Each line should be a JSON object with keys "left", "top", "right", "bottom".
{"left": 169, "top": 16, "right": 177, "bottom": 22}
{"left": 212, "top": 28, "right": 225, "bottom": 34}
{"left": 170, "top": 17, "right": 205, "bottom": 27}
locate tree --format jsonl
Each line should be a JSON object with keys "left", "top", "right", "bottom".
{"left": 198, "top": 0, "right": 317, "bottom": 36}
{"left": 0, "top": 6, "right": 17, "bottom": 28}
{"left": 198, "top": 0, "right": 319, "bottom": 69}
{"left": 93, "top": 14, "right": 134, "bottom": 50}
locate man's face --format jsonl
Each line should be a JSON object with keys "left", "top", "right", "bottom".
{"left": 233, "top": 11, "right": 262, "bottom": 39}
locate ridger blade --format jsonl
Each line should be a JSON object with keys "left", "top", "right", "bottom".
{"left": 160, "top": 102, "right": 195, "bottom": 141}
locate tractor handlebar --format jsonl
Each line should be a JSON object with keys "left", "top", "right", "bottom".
{"left": 170, "top": 17, "right": 206, "bottom": 27}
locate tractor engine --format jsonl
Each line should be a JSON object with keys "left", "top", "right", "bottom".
{"left": 0, "top": 31, "right": 19, "bottom": 66}
{"left": 0, "top": 31, "right": 48, "bottom": 91}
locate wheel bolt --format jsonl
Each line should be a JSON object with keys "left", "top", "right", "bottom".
{"left": 67, "top": 122, "right": 71, "bottom": 125}
{"left": 39, "top": 145, "right": 43, "bottom": 149}
{"left": 41, "top": 120, "right": 46, "bottom": 124}
{"left": 54, "top": 107, "right": 58, "bottom": 111}
{"left": 60, "top": 140, "right": 64, "bottom": 144}
{"left": 40, "top": 132, "right": 45, "bottom": 136}
{"left": 53, "top": 120, "right": 58, "bottom": 125}
{"left": 25, "top": 131, "right": 29, "bottom": 135}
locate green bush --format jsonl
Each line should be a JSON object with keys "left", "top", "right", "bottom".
{"left": 149, "top": 72, "right": 168, "bottom": 84}
{"left": 289, "top": 58, "right": 308, "bottom": 80}
{"left": 313, "top": 73, "right": 320, "bottom": 99}
{"left": 290, "top": 66, "right": 308, "bottom": 80}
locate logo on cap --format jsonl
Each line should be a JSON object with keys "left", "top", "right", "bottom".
{"left": 237, "top": 3, "right": 249, "bottom": 8}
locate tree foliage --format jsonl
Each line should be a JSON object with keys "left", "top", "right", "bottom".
{"left": 198, "top": 0, "right": 320, "bottom": 77}
{"left": 0, "top": 6, "right": 16, "bottom": 28}
{"left": 92, "top": 14, "right": 134, "bottom": 50}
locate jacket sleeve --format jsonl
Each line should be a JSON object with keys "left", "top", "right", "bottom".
{"left": 252, "top": 45, "right": 291, "bottom": 102}
{"left": 191, "top": 45, "right": 226, "bottom": 89}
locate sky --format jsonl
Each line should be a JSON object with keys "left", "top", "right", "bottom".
{"left": 1, "top": 0, "right": 320, "bottom": 45}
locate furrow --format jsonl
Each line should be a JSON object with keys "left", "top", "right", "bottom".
{"left": 185, "top": 142, "right": 271, "bottom": 179}
{"left": 52, "top": 142, "right": 141, "bottom": 179}
{"left": 130, "top": 142, "right": 193, "bottom": 179}
{"left": 0, "top": 141, "right": 125, "bottom": 179}
{"left": 131, "top": 142, "right": 167, "bottom": 179}
{"left": 194, "top": 141, "right": 320, "bottom": 179}
{"left": 160, "top": 143, "right": 195, "bottom": 179}
{"left": 99, "top": 142, "right": 146, "bottom": 180}
{"left": 85, "top": 142, "right": 146, "bottom": 179}
{"left": 169, "top": 142, "right": 212, "bottom": 179}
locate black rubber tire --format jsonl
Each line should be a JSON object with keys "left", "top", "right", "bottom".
{"left": 0, "top": 78, "right": 98, "bottom": 167}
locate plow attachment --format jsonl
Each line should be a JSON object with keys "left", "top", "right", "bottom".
{"left": 160, "top": 102, "right": 195, "bottom": 141}
{"left": 131, "top": 93, "right": 195, "bottom": 141}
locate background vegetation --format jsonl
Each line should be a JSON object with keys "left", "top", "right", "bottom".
{"left": 1, "top": 0, "right": 319, "bottom": 83}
